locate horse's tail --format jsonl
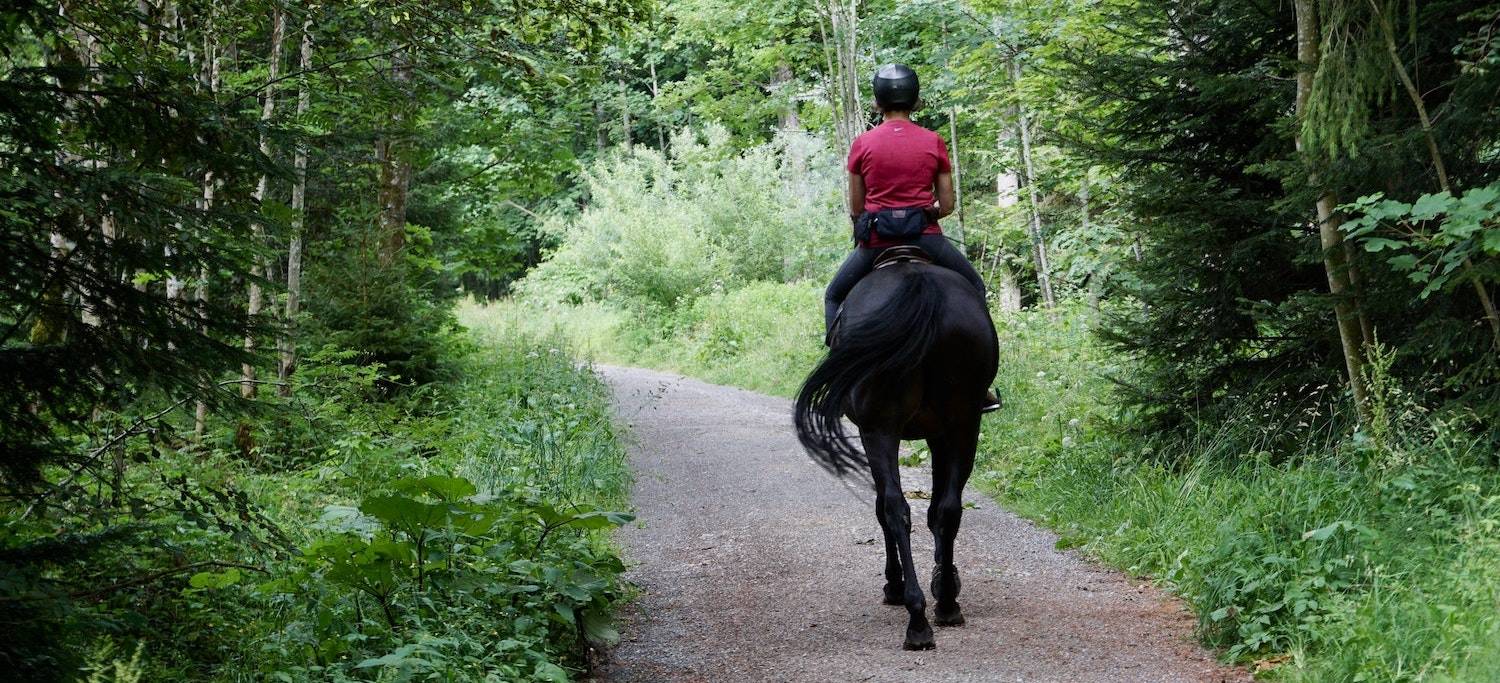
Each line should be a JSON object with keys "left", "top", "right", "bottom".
{"left": 794, "top": 268, "right": 946, "bottom": 480}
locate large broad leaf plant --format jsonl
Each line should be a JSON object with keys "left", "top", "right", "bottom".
{"left": 235, "top": 474, "right": 632, "bottom": 680}
{"left": 1342, "top": 182, "right": 1500, "bottom": 298}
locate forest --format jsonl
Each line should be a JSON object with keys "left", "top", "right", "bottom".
{"left": 3, "top": 0, "right": 1500, "bottom": 681}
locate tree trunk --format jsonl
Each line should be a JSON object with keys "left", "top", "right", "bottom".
{"left": 772, "top": 63, "right": 800, "bottom": 131}
{"left": 1011, "top": 60, "right": 1055, "bottom": 308}
{"left": 997, "top": 259, "right": 1023, "bottom": 313}
{"left": 1080, "top": 169, "right": 1091, "bottom": 236}
{"left": 1295, "top": 0, "right": 1372, "bottom": 423}
{"left": 376, "top": 50, "right": 412, "bottom": 267}
{"left": 619, "top": 78, "right": 633, "bottom": 153}
{"left": 819, "top": 0, "right": 864, "bottom": 155}
{"left": 243, "top": 8, "right": 285, "bottom": 400}
{"left": 195, "top": 5, "right": 221, "bottom": 440}
{"left": 650, "top": 59, "right": 667, "bottom": 148}
{"left": 279, "top": 17, "right": 312, "bottom": 396}
{"left": 948, "top": 107, "right": 965, "bottom": 242}
{"left": 594, "top": 99, "right": 608, "bottom": 153}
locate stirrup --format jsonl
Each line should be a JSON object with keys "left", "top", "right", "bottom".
{"left": 980, "top": 389, "right": 1003, "bottom": 414}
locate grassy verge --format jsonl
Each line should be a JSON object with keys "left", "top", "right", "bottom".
{"left": 477, "top": 294, "right": 1500, "bottom": 681}
{"left": 25, "top": 328, "right": 632, "bottom": 681}
{"left": 977, "top": 307, "right": 1500, "bottom": 681}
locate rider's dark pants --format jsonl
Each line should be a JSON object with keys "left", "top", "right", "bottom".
{"left": 823, "top": 234, "right": 987, "bottom": 332}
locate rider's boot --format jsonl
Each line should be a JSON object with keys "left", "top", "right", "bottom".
{"left": 981, "top": 389, "right": 1002, "bottom": 414}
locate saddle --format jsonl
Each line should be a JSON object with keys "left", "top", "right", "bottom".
{"left": 873, "top": 244, "right": 933, "bottom": 270}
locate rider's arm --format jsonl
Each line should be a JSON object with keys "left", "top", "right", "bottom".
{"left": 934, "top": 172, "right": 955, "bottom": 219}
{"left": 848, "top": 173, "right": 866, "bottom": 222}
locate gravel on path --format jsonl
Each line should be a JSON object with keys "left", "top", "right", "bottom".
{"left": 596, "top": 365, "right": 1249, "bottom": 683}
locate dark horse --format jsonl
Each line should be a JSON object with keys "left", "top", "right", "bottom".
{"left": 794, "top": 258, "right": 997, "bottom": 650}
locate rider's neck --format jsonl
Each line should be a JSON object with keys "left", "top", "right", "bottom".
{"left": 882, "top": 111, "right": 913, "bottom": 123}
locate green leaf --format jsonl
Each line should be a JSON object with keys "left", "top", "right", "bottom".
{"left": 393, "top": 475, "right": 478, "bottom": 502}
{"left": 1360, "top": 238, "right": 1405, "bottom": 252}
{"left": 360, "top": 494, "right": 450, "bottom": 534}
{"left": 1386, "top": 254, "right": 1420, "bottom": 271}
{"left": 187, "top": 568, "right": 242, "bottom": 590}
{"left": 582, "top": 608, "right": 621, "bottom": 645}
{"left": 570, "top": 510, "right": 636, "bottom": 530}
{"left": 534, "top": 661, "right": 571, "bottom": 682}
{"left": 355, "top": 644, "right": 420, "bottom": 668}
{"left": 1461, "top": 183, "right": 1499, "bottom": 208}
{"left": 1302, "top": 520, "right": 1354, "bottom": 541}
{"left": 1484, "top": 229, "right": 1500, "bottom": 255}
{"left": 1409, "top": 191, "right": 1454, "bottom": 221}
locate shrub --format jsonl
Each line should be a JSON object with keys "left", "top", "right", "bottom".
{"left": 518, "top": 125, "right": 848, "bottom": 312}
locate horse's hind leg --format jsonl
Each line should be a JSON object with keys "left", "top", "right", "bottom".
{"left": 876, "top": 490, "right": 905, "bottom": 606}
{"left": 863, "top": 430, "right": 933, "bottom": 650}
{"left": 927, "top": 421, "right": 979, "bottom": 627}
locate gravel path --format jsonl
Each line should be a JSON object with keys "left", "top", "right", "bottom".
{"left": 595, "top": 365, "right": 1249, "bottom": 683}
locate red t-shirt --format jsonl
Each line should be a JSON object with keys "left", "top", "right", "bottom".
{"left": 846, "top": 120, "right": 952, "bottom": 247}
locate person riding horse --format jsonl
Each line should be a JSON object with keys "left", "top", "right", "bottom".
{"left": 824, "top": 63, "right": 1000, "bottom": 413}
{"left": 796, "top": 68, "right": 1002, "bottom": 648}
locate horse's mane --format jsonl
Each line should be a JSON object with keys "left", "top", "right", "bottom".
{"left": 793, "top": 266, "right": 947, "bottom": 482}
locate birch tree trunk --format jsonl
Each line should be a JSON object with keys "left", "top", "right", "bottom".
{"left": 1294, "top": 0, "right": 1372, "bottom": 423}
{"left": 243, "top": 9, "right": 285, "bottom": 400}
{"left": 279, "top": 17, "right": 312, "bottom": 396}
{"left": 1011, "top": 60, "right": 1055, "bottom": 308}
{"left": 993, "top": 139, "right": 1024, "bottom": 312}
{"left": 819, "top": 0, "right": 864, "bottom": 155}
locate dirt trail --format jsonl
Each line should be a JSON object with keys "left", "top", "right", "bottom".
{"left": 596, "top": 365, "right": 1248, "bottom": 683}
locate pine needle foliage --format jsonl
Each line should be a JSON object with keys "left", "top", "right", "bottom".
{"left": 1, "top": 0, "right": 266, "bottom": 488}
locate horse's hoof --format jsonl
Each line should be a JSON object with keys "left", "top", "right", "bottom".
{"left": 903, "top": 625, "right": 936, "bottom": 650}
{"left": 933, "top": 605, "right": 965, "bottom": 627}
{"left": 883, "top": 582, "right": 905, "bottom": 606}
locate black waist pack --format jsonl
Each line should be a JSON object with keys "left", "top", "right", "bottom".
{"left": 854, "top": 206, "right": 930, "bottom": 243}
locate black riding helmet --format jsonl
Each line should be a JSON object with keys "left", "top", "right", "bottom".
{"left": 872, "top": 64, "right": 920, "bottom": 111}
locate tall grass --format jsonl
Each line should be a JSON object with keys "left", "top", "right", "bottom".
{"left": 452, "top": 322, "right": 630, "bottom": 507}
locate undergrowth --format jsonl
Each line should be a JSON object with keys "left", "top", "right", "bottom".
{"left": 980, "top": 306, "right": 1500, "bottom": 681}
{"left": 4, "top": 331, "right": 632, "bottom": 681}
